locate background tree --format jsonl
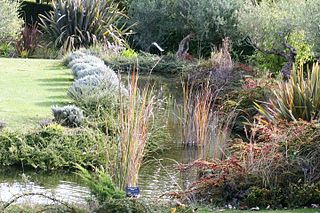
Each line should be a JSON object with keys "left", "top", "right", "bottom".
{"left": 129, "top": 0, "right": 242, "bottom": 56}
{"left": 238, "top": 0, "right": 313, "bottom": 80}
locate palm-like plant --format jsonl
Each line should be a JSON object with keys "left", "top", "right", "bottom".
{"left": 256, "top": 64, "right": 320, "bottom": 122}
{"left": 39, "top": 0, "right": 131, "bottom": 52}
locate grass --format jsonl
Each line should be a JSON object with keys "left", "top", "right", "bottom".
{"left": 0, "top": 58, "right": 72, "bottom": 129}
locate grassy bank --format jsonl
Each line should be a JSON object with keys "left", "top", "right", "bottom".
{"left": 0, "top": 58, "right": 72, "bottom": 128}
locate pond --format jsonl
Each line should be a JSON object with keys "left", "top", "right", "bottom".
{"left": 0, "top": 145, "right": 199, "bottom": 205}
{"left": 0, "top": 74, "right": 197, "bottom": 205}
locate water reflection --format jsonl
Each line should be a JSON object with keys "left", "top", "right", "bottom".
{"left": 0, "top": 170, "right": 90, "bottom": 205}
{"left": 139, "top": 145, "right": 198, "bottom": 201}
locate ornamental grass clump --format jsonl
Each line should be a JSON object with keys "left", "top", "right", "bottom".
{"left": 177, "top": 81, "right": 237, "bottom": 160}
{"left": 115, "top": 71, "right": 155, "bottom": 189}
{"left": 256, "top": 63, "right": 320, "bottom": 122}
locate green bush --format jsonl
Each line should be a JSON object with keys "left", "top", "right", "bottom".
{"left": 0, "top": 124, "right": 108, "bottom": 170}
{"left": 0, "top": 0, "right": 22, "bottom": 43}
{"left": 76, "top": 165, "right": 125, "bottom": 202}
{"left": 103, "top": 52, "right": 194, "bottom": 74}
{"left": 39, "top": 0, "right": 130, "bottom": 52}
{"left": 129, "top": 0, "right": 242, "bottom": 55}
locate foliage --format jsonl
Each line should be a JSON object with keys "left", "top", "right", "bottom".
{"left": 177, "top": 119, "right": 320, "bottom": 208}
{"left": 301, "top": 0, "right": 320, "bottom": 56}
{"left": 19, "top": 1, "right": 53, "bottom": 25}
{"left": 102, "top": 52, "right": 194, "bottom": 74}
{"left": 0, "top": 42, "right": 15, "bottom": 57}
{"left": 177, "top": 81, "right": 237, "bottom": 160}
{"left": 248, "top": 51, "right": 286, "bottom": 75}
{"left": 16, "top": 24, "right": 41, "bottom": 58}
{"left": 0, "top": 125, "right": 108, "bottom": 170}
{"left": 256, "top": 64, "right": 320, "bottom": 122}
{"left": 116, "top": 71, "right": 155, "bottom": 188}
{"left": 223, "top": 78, "right": 272, "bottom": 134}
{"left": 121, "top": 48, "right": 138, "bottom": 58}
{"left": 39, "top": 0, "right": 130, "bottom": 52}
{"left": 76, "top": 165, "right": 125, "bottom": 202}
{"left": 0, "top": 0, "right": 22, "bottom": 43}
{"left": 238, "top": 0, "right": 315, "bottom": 77}
{"left": 52, "top": 105, "right": 84, "bottom": 127}
{"left": 238, "top": 0, "right": 301, "bottom": 52}
{"left": 129, "top": 0, "right": 242, "bottom": 55}
{"left": 67, "top": 52, "right": 127, "bottom": 115}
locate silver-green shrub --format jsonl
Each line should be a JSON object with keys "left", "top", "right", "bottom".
{"left": 68, "top": 55, "right": 104, "bottom": 68}
{"left": 63, "top": 49, "right": 92, "bottom": 65}
{"left": 71, "top": 62, "right": 97, "bottom": 77}
{"left": 52, "top": 105, "right": 84, "bottom": 127}
{"left": 76, "top": 65, "right": 113, "bottom": 79}
{"left": 0, "top": 0, "right": 22, "bottom": 42}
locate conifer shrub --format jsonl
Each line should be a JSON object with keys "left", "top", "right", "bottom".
{"left": 0, "top": 125, "right": 108, "bottom": 170}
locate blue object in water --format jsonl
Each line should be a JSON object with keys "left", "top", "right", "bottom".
{"left": 125, "top": 186, "right": 140, "bottom": 197}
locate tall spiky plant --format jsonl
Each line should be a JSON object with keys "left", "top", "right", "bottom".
{"left": 116, "top": 70, "right": 155, "bottom": 189}
{"left": 256, "top": 63, "right": 320, "bottom": 122}
{"left": 39, "top": 0, "right": 131, "bottom": 52}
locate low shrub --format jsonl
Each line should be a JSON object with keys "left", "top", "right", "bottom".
{"left": 176, "top": 119, "right": 320, "bottom": 208}
{"left": 95, "top": 199, "right": 151, "bottom": 213}
{"left": 76, "top": 165, "right": 125, "bottom": 203}
{"left": 224, "top": 80, "right": 272, "bottom": 134}
{"left": 68, "top": 55, "right": 105, "bottom": 69}
{"left": 76, "top": 65, "right": 114, "bottom": 80}
{"left": 63, "top": 49, "right": 92, "bottom": 66}
{"left": 0, "top": 124, "right": 108, "bottom": 170}
{"left": 52, "top": 105, "right": 84, "bottom": 127}
{"left": 67, "top": 73, "right": 125, "bottom": 114}
{"left": 0, "top": 42, "right": 15, "bottom": 57}
{"left": 102, "top": 52, "right": 194, "bottom": 74}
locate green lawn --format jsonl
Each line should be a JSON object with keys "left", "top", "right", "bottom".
{"left": 0, "top": 58, "right": 73, "bottom": 129}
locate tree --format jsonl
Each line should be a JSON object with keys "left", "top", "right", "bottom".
{"left": 238, "top": 0, "right": 312, "bottom": 80}
{"left": 129, "top": 0, "right": 242, "bottom": 56}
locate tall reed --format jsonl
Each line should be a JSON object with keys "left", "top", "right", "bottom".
{"left": 178, "top": 81, "right": 237, "bottom": 160}
{"left": 116, "top": 70, "right": 155, "bottom": 189}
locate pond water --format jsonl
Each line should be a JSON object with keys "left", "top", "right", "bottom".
{"left": 0, "top": 74, "right": 197, "bottom": 205}
{"left": 0, "top": 145, "right": 198, "bottom": 205}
